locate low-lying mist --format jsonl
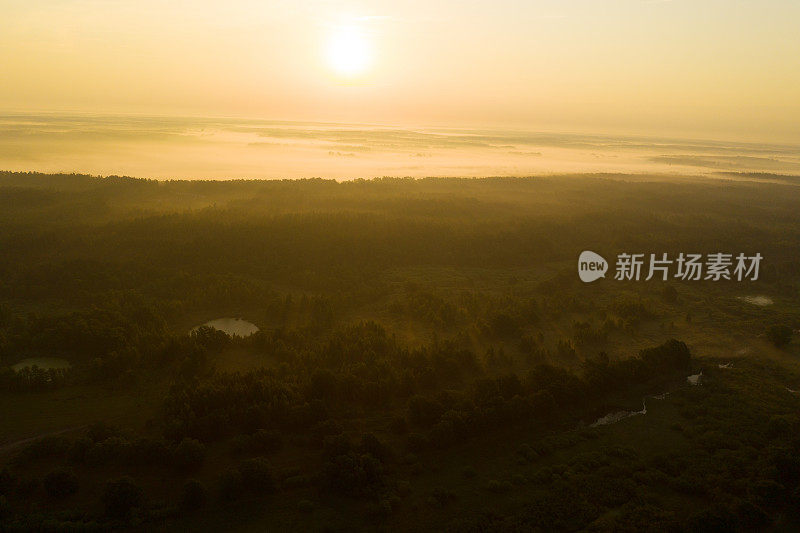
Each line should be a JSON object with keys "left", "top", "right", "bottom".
{"left": 2, "top": 113, "right": 799, "bottom": 180}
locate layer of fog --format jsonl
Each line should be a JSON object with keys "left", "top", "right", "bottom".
{"left": 2, "top": 114, "right": 799, "bottom": 180}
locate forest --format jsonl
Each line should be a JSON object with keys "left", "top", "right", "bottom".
{"left": 0, "top": 171, "right": 799, "bottom": 531}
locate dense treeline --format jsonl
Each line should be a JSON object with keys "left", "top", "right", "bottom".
{"left": 1, "top": 172, "right": 799, "bottom": 301}
{"left": 0, "top": 173, "right": 798, "bottom": 531}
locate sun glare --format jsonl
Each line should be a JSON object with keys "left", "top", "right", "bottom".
{"left": 326, "top": 26, "right": 371, "bottom": 77}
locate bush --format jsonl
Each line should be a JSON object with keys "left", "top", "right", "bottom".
{"left": 43, "top": 469, "right": 79, "bottom": 498}
{"left": 102, "top": 477, "right": 143, "bottom": 520}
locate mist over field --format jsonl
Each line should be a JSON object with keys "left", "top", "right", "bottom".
{"left": 3, "top": 113, "right": 799, "bottom": 180}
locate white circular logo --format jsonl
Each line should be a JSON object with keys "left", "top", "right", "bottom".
{"left": 578, "top": 251, "right": 608, "bottom": 282}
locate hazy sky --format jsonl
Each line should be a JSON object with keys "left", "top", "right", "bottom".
{"left": 2, "top": 0, "right": 799, "bottom": 141}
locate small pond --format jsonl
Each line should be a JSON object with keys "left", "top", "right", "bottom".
{"left": 737, "top": 295, "right": 773, "bottom": 306}
{"left": 191, "top": 318, "right": 259, "bottom": 337}
{"left": 12, "top": 357, "right": 72, "bottom": 372}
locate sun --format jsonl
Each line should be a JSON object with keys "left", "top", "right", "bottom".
{"left": 326, "top": 27, "right": 372, "bottom": 77}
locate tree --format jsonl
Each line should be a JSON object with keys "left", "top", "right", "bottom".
{"left": 360, "top": 433, "right": 392, "bottom": 463}
{"left": 239, "top": 458, "right": 275, "bottom": 494}
{"left": 661, "top": 285, "right": 678, "bottom": 304}
{"left": 191, "top": 325, "right": 230, "bottom": 352}
{"left": 180, "top": 480, "right": 207, "bottom": 511}
{"left": 767, "top": 325, "right": 792, "bottom": 348}
{"left": 323, "top": 453, "right": 384, "bottom": 496}
{"left": 43, "top": 469, "right": 79, "bottom": 498}
{"left": 308, "top": 369, "right": 338, "bottom": 400}
{"left": 173, "top": 438, "right": 206, "bottom": 472}
{"left": 102, "top": 477, "right": 142, "bottom": 519}
{"left": 216, "top": 470, "right": 244, "bottom": 502}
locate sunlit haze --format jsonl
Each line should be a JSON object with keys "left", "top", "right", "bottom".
{"left": 2, "top": 0, "right": 798, "bottom": 145}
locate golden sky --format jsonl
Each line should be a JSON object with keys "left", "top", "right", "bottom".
{"left": 2, "top": 0, "right": 799, "bottom": 141}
